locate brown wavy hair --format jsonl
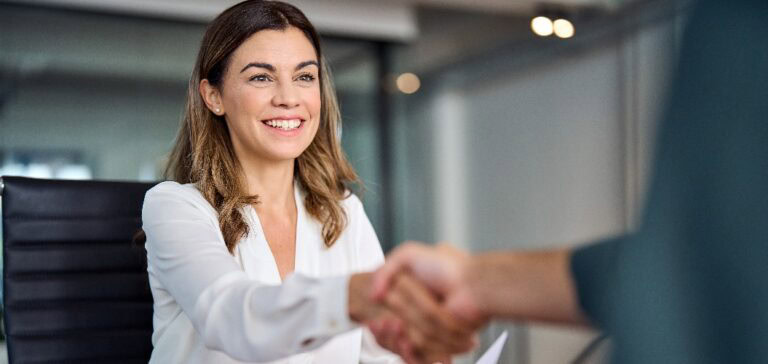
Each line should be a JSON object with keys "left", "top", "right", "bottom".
{"left": 166, "top": 0, "right": 360, "bottom": 253}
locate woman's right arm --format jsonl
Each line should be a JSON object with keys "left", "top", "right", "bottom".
{"left": 143, "top": 183, "right": 355, "bottom": 362}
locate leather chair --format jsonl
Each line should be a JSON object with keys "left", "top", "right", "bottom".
{"left": 1, "top": 176, "right": 157, "bottom": 363}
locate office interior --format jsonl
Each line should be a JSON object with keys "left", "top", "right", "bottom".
{"left": 0, "top": 0, "right": 691, "bottom": 362}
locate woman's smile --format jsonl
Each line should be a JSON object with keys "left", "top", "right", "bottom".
{"left": 261, "top": 116, "right": 306, "bottom": 136}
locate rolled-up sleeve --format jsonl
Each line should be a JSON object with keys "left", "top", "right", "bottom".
{"left": 143, "top": 182, "right": 355, "bottom": 362}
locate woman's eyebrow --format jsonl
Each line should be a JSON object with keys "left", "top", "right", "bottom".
{"left": 240, "top": 62, "right": 274, "bottom": 73}
{"left": 239, "top": 60, "right": 318, "bottom": 73}
{"left": 295, "top": 60, "right": 319, "bottom": 71}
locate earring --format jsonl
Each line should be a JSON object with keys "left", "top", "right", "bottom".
{"left": 215, "top": 108, "right": 221, "bottom": 114}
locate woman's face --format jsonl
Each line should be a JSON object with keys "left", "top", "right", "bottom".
{"left": 205, "top": 26, "right": 321, "bottom": 164}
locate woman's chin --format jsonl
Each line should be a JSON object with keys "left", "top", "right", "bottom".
{"left": 258, "top": 149, "right": 307, "bottom": 163}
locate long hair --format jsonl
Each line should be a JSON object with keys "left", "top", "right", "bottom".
{"left": 166, "top": 0, "right": 360, "bottom": 253}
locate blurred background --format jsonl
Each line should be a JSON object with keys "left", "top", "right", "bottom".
{"left": 0, "top": 0, "right": 692, "bottom": 362}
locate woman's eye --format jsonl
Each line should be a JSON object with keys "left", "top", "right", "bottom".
{"left": 297, "top": 73, "right": 316, "bottom": 82}
{"left": 249, "top": 74, "right": 271, "bottom": 82}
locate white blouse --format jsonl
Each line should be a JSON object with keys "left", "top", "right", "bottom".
{"left": 142, "top": 181, "right": 400, "bottom": 364}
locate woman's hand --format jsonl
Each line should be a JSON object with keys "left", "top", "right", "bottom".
{"left": 349, "top": 272, "right": 387, "bottom": 323}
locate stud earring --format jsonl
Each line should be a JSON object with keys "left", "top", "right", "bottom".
{"left": 215, "top": 108, "right": 221, "bottom": 113}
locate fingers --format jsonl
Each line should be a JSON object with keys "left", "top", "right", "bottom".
{"left": 375, "top": 241, "right": 470, "bottom": 302}
{"left": 383, "top": 274, "right": 476, "bottom": 357}
{"left": 369, "top": 318, "right": 404, "bottom": 358}
{"left": 370, "top": 316, "right": 457, "bottom": 364}
{"left": 393, "top": 274, "right": 475, "bottom": 349}
{"left": 444, "top": 290, "right": 489, "bottom": 330}
{"left": 371, "top": 242, "right": 426, "bottom": 301}
{"left": 369, "top": 317, "right": 422, "bottom": 364}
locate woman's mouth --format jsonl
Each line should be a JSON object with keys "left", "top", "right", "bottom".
{"left": 263, "top": 119, "right": 303, "bottom": 131}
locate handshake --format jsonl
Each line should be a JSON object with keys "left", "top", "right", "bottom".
{"left": 348, "top": 242, "right": 490, "bottom": 364}
{"left": 349, "top": 241, "right": 583, "bottom": 363}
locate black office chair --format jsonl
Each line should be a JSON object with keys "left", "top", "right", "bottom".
{"left": 1, "top": 176, "right": 157, "bottom": 363}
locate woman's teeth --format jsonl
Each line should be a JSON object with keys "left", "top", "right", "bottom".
{"left": 265, "top": 119, "right": 301, "bottom": 130}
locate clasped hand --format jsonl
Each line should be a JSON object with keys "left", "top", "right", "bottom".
{"left": 349, "top": 243, "right": 487, "bottom": 364}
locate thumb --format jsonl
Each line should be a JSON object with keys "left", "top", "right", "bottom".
{"left": 371, "top": 244, "right": 418, "bottom": 300}
{"left": 444, "top": 289, "right": 486, "bottom": 328}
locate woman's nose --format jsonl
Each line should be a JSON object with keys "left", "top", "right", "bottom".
{"left": 272, "top": 81, "right": 300, "bottom": 108}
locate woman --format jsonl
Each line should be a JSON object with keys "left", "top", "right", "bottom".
{"left": 142, "top": 1, "right": 471, "bottom": 363}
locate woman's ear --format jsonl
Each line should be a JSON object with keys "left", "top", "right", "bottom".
{"left": 200, "top": 79, "right": 224, "bottom": 115}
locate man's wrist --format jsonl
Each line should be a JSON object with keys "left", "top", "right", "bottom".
{"left": 465, "top": 255, "right": 493, "bottom": 318}
{"left": 466, "top": 252, "right": 520, "bottom": 319}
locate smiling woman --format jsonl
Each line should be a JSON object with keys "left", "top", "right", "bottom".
{"left": 170, "top": 3, "right": 353, "bottom": 253}
{"left": 139, "top": 1, "right": 473, "bottom": 363}
{"left": 200, "top": 27, "right": 322, "bottom": 172}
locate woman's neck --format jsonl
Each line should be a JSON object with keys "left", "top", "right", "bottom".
{"left": 241, "top": 158, "right": 296, "bottom": 212}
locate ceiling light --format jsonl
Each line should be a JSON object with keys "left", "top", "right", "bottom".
{"left": 396, "top": 73, "right": 421, "bottom": 94}
{"left": 531, "top": 16, "right": 554, "bottom": 37}
{"left": 553, "top": 18, "right": 575, "bottom": 38}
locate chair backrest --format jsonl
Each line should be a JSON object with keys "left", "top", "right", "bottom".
{"left": 1, "top": 176, "right": 157, "bottom": 364}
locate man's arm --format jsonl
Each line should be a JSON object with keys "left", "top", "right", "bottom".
{"left": 371, "top": 242, "right": 589, "bottom": 326}
{"left": 467, "top": 249, "right": 587, "bottom": 324}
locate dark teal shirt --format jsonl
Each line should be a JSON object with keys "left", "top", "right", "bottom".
{"left": 571, "top": 0, "right": 768, "bottom": 362}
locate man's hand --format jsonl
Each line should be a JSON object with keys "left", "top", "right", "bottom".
{"left": 371, "top": 242, "right": 487, "bottom": 325}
